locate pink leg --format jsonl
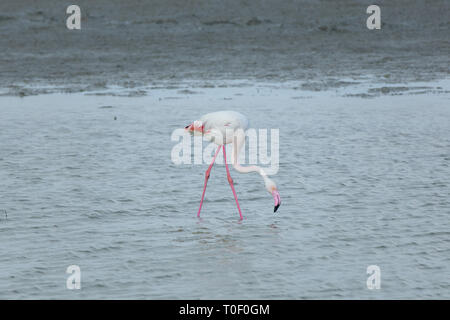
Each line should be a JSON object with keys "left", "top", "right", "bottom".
{"left": 197, "top": 145, "right": 222, "bottom": 218}
{"left": 223, "top": 145, "right": 243, "bottom": 220}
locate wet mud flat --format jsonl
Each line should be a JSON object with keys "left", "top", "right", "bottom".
{"left": 0, "top": 0, "right": 449, "bottom": 96}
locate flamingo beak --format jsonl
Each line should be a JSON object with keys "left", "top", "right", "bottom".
{"left": 185, "top": 124, "right": 194, "bottom": 135}
{"left": 272, "top": 189, "right": 281, "bottom": 213}
{"left": 185, "top": 122, "right": 204, "bottom": 135}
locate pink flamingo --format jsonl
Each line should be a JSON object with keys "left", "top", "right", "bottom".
{"left": 185, "top": 110, "right": 281, "bottom": 220}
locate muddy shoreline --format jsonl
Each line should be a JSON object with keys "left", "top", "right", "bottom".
{"left": 0, "top": 0, "right": 449, "bottom": 96}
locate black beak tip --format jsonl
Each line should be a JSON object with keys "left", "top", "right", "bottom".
{"left": 274, "top": 204, "right": 280, "bottom": 213}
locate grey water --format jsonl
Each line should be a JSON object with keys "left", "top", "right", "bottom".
{"left": 0, "top": 82, "right": 449, "bottom": 299}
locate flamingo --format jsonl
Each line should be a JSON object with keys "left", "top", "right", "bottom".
{"left": 185, "top": 110, "right": 281, "bottom": 220}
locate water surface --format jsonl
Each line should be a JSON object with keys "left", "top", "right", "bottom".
{"left": 0, "top": 81, "right": 449, "bottom": 299}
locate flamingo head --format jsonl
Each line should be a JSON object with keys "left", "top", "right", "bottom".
{"left": 264, "top": 177, "right": 281, "bottom": 213}
{"left": 185, "top": 120, "right": 204, "bottom": 136}
{"left": 272, "top": 189, "right": 281, "bottom": 213}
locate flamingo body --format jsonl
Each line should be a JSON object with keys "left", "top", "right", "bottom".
{"left": 185, "top": 110, "right": 281, "bottom": 220}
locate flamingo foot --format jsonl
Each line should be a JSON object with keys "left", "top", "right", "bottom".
{"left": 272, "top": 190, "right": 281, "bottom": 213}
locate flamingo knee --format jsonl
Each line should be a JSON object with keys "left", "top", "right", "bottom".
{"left": 226, "top": 174, "right": 233, "bottom": 185}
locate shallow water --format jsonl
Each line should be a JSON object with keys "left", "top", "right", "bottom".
{"left": 0, "top": 81, "right": 449, "bottom": 299}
